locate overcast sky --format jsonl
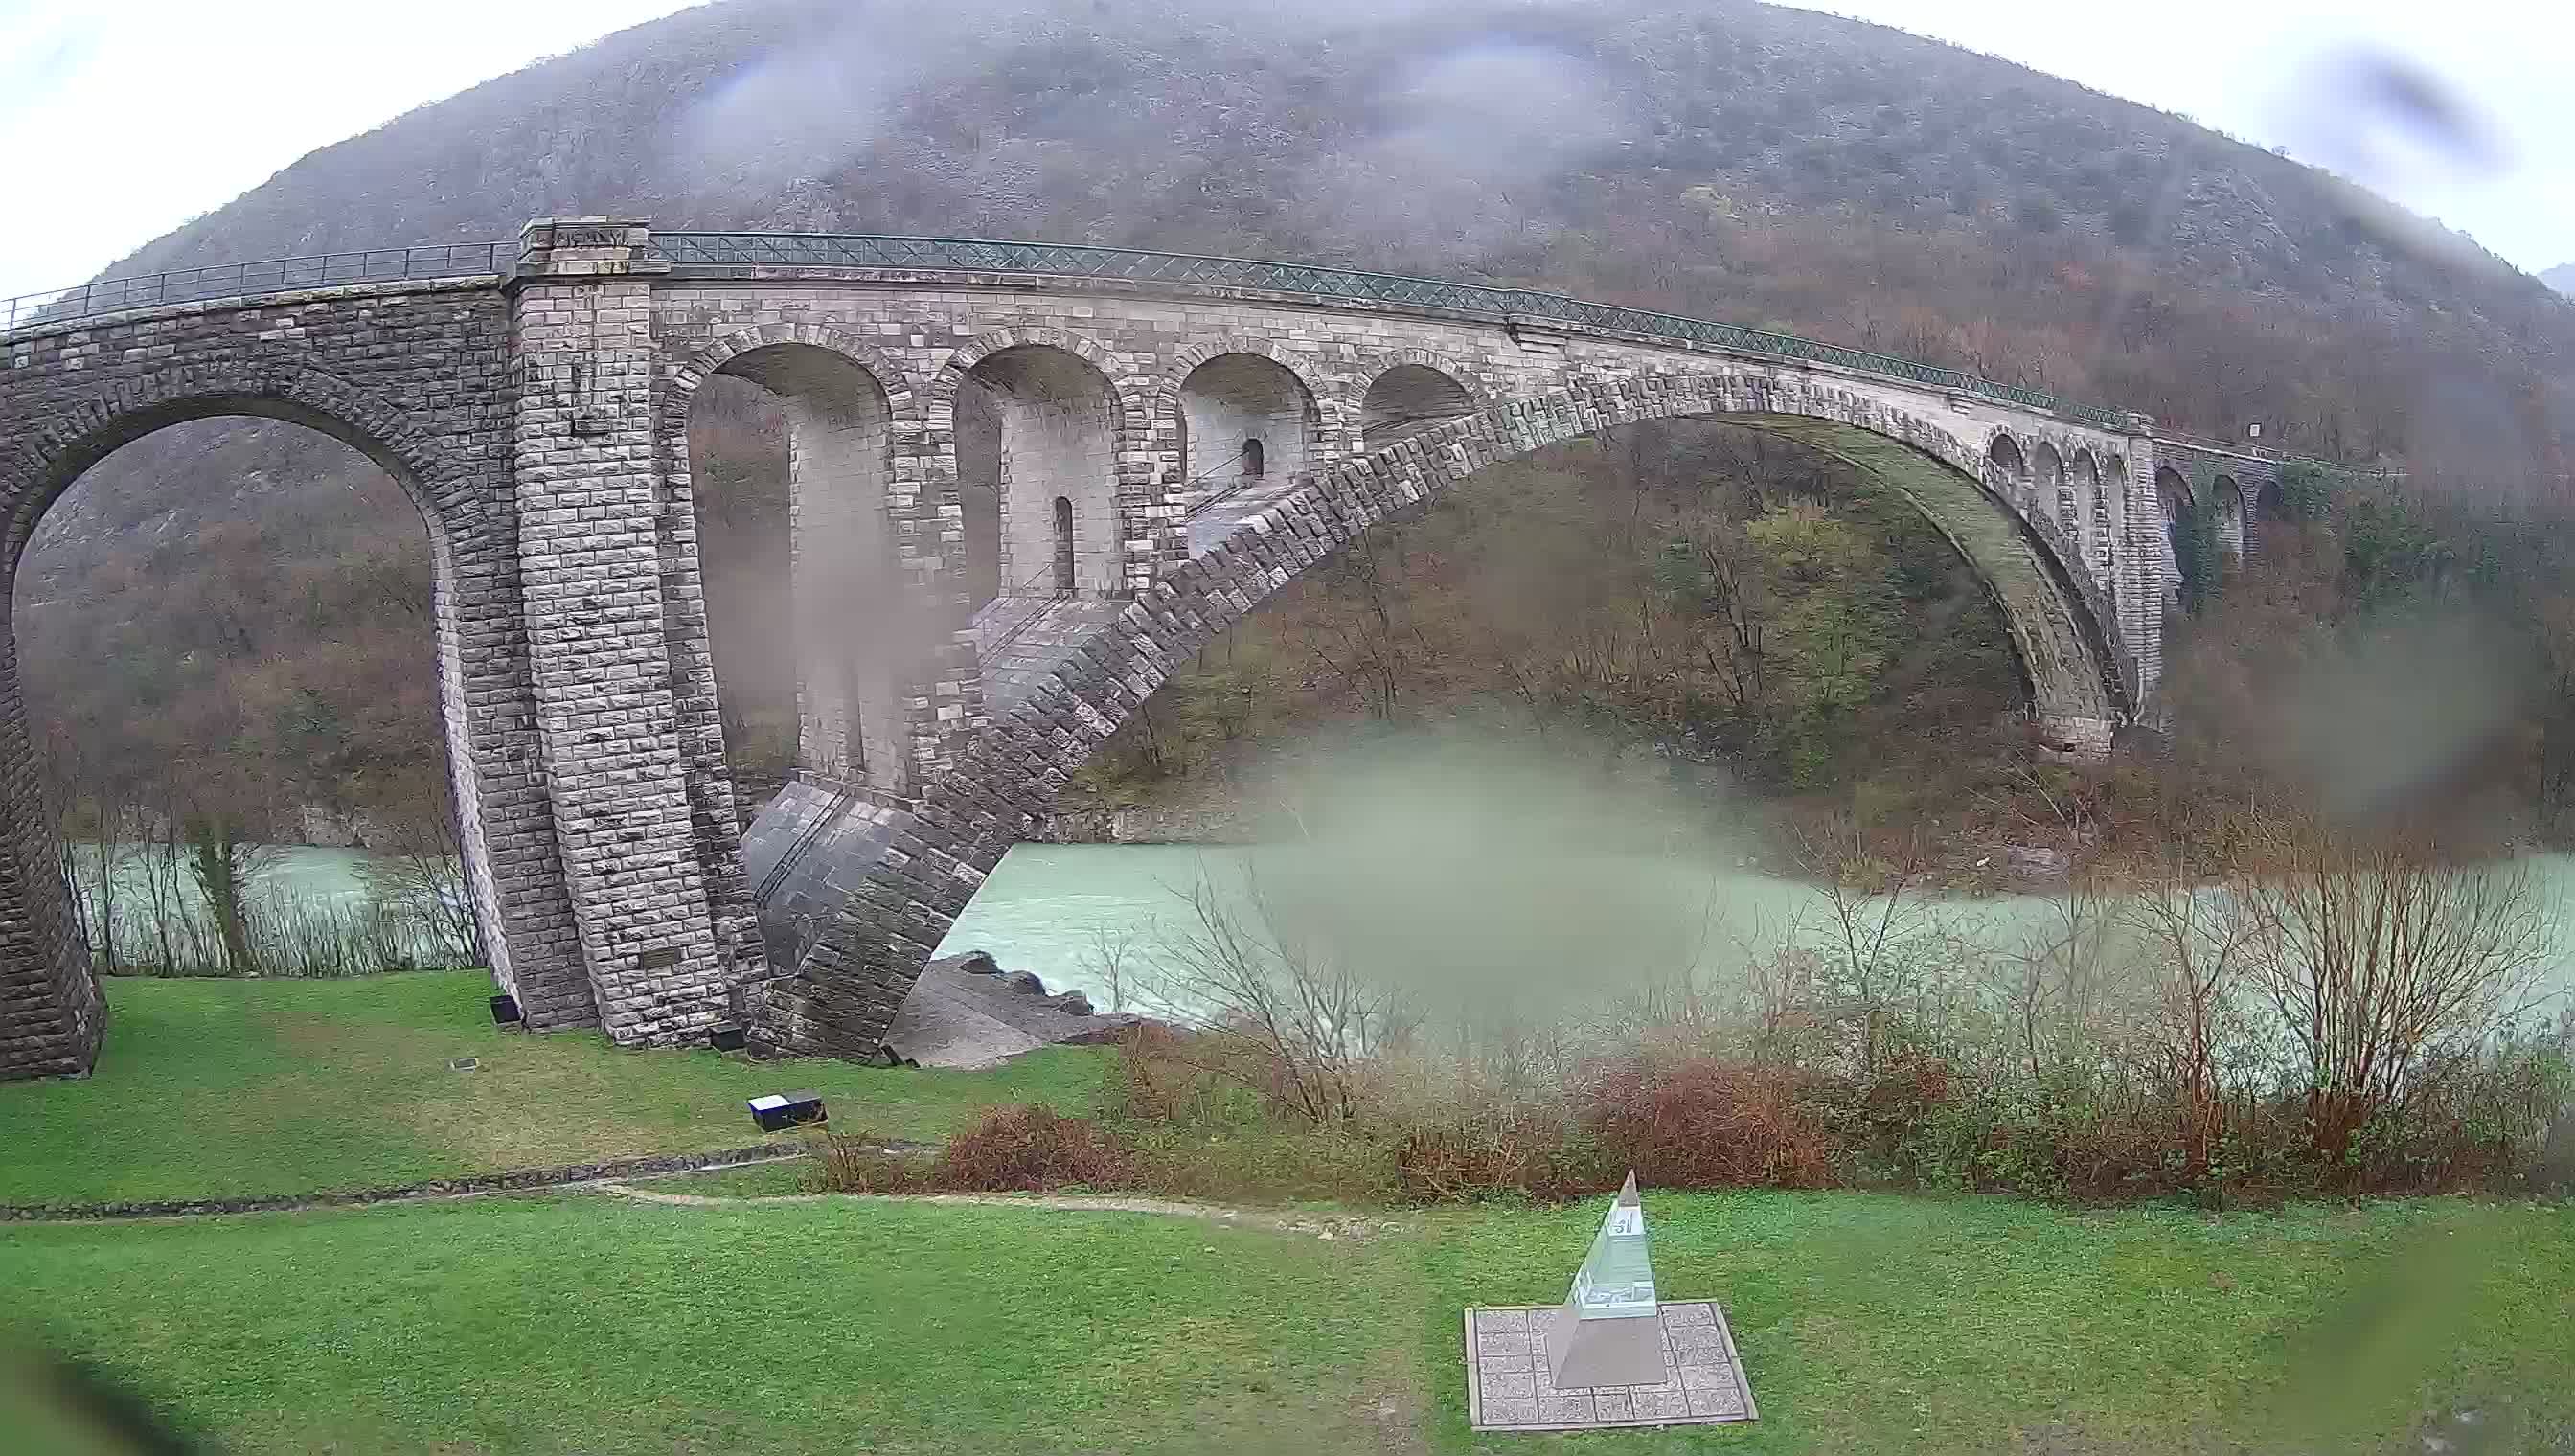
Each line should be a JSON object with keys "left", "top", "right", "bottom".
{"left": 0, "top": 0, "right": 2565, "bottom": 304}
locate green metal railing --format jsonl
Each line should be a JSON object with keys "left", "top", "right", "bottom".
{"left": 1, "top": 243, "right": 511, "bottom": 334}
{"left": 650, "top": 231, "right": 2133, "bottom": 429}
{"left": 10, "top": 228, "right": 2153, "bottom": 432}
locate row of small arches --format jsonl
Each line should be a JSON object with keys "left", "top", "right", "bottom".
{"left": 1984, "top": 431, "right": 2126, "bottom": 580}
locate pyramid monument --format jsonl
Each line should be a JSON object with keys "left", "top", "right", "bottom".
{"left": 1541, "top": 1171, "right": 1666, "bottom": 1388}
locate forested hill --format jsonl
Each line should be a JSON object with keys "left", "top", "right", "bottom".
{"left": 87, "top": 0, "right": 2573, "bottom": 485}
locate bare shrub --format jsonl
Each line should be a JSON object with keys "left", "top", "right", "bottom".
{"left": 1151, "top": 870, "right": 1413, "bottom": 1123}
{"left": 813, "top": 1134, "right": 930, "bottom": 1194}
{"left": 2230, "top": 816, "right": 2548, "bottom": 1164}
{"left": 1080, "top": 921, "right": 1144, "bottom": 1014}
{"left": 348, "top": 759, "right": 485, "bottom": 967}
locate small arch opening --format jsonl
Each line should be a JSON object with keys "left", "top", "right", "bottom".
{"left": 1052, "top": 495, "right": 1077, "bottom": 595}
{"left": 1986, "top": 432, "right": 2027, "bottom": 481}
{"left": 958, "top": 344, "right": 1120, "bottom": 603}
{"left": 2035, "top": 443, "right": 2073, "bottom": 536}
{"left": 2071, "top": 450, "right": 2106, "bottom": 578}
{"left": 1360, "top": 363, "right": 1474, "bottom": 451}
{"left": 1176, "top": 353, "right": 1312, "bottom": 509}
{"left": 691, "top": 340, "right": 906, "bottom": 797}
{"left": 2156, "top": 466, "right": 2199, "bottom": 608}
{"left": 2214, "top": 476, "right": 2245, "bottom": 562}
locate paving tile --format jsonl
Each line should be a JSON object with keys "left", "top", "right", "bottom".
{"left": 1677, "top": 1363, "right": 1737, "bottom": 1392}
{"left": 1632, "top": 1389, "right": 1694, "bottom": 1421}
{"left": 1688, "top": 1384, "right": 1746, "bottom": 1418}
{"left": 1669, "top": 1325, "right": 1730, "bottom": 1355}
{"left": 1535, "top": 1389, "right": 1597, "bottom": 1423}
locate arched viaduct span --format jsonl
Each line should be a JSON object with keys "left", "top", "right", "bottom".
{"left": 0, "top": 217, "right": 2244, "bottom": 1076}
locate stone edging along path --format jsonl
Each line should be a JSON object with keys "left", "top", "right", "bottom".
{"left": 1, "top": 1146, "right": 1402, "bottom": 1242}
{"left": 594, "top": 1180, "right": 1401, "bottom": 1242}
{"left": 0, "top": 1143, "right": 837, "bottom": 1223}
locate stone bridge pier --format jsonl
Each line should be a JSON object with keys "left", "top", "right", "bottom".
{"left": 1, "top": 216, "right": 2247, "bottom": 1081}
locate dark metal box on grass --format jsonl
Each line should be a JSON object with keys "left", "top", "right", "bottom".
{"left": 747, "top": 1090, "right": 826, "bottom": 1132}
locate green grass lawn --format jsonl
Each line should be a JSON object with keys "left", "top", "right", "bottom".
{"left": 0, "top": 970, "right": 1106, "bottom": 1205}
{"left": 3, "top": 1189, "right": 2568, "bottom": 1453}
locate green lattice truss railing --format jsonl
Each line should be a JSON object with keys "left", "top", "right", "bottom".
{"left": 649, "top": 232, "right": 2132, "bottom": 429}
{"left": 10, "top": 229, "right": 2194, "bottom": 434}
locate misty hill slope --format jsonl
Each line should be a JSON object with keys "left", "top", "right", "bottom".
{"left": 2548, "top": 263, "right": 2575, "bottom": 297}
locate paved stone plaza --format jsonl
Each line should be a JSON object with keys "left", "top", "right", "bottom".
{"left": 1463, "top": 1302, "right": 1758, "bottom": 1432}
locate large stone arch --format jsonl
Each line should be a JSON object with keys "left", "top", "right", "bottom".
{"left": 745, "top": 367, "right": 2131, "bottom": 1058}
{"left": 0, "top": 364, "right": 566, "bottom": 1071}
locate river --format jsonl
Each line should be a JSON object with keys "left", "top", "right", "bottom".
{"left": 78, "top": 841, "right": 2575, "bottom": 1022}
{"left": 936, "top": 842, "right": 2575, "bottom": 1022}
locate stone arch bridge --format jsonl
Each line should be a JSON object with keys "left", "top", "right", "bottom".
{"left": 0, "top": 218, "right": 2290, "bottom": 1077}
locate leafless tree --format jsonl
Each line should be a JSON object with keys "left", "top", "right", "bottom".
{"left": 1081, "top": 921, "right": 1144, "bottom": 1013}
{"left": 2121, "top": 849, "right": 2263, "bottom": 1174}
{"left": 1152, "top": 868, "right": 1414, "bottom": 1124}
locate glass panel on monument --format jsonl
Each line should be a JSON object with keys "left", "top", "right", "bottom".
{"left": 1570, "top": 1181, "right": 1656, "bottom": 1318}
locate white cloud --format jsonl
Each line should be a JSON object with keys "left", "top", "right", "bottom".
{"left": 0, "top": 0, "right": 701, "bottom": 303}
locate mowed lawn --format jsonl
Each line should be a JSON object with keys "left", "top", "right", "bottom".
{"left": 0, "top": 970, "right": 1106, "bottom": 1205}
{"left": 4, "top": 1190, "right": 2571, "bottom": 1454}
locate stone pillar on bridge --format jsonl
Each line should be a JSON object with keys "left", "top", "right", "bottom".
{"left": 509, "top": 219, "right": 752, "bottom": 1044}
{"left": 2114, "top": 415, "right": 2166, "bottom": 716}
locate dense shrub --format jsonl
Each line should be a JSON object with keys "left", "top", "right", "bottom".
{"left": 930, "top": 1104, "right": 1138, "bottom": 1193}
{"left": 815, "top": 1105, "right": 1135, "bottom": 1194}
{"left": 1581, "top": 1053, "right": 1837, "bottom": 1190}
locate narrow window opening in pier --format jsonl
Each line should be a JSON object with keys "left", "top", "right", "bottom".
{"left": 1053, "top": 495, "right": 1077, "bottom": 595}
